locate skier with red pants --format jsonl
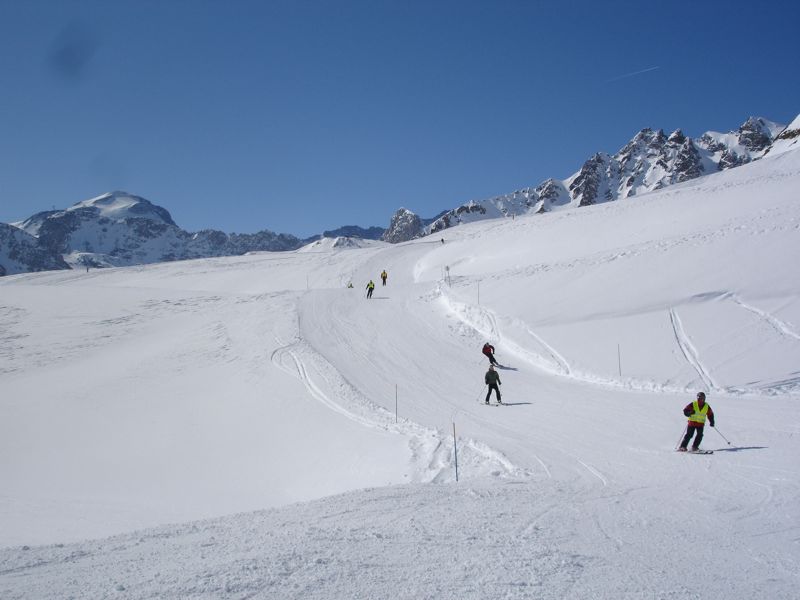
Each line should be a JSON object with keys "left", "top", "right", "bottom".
{"left": 678, "top": 392, "right": 715, "bottom": 451}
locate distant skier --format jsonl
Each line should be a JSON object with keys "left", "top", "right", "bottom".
{"left": 366, "top": 280, "right": 375, "bottom": 299}
{"left": 485, "top": 364, "right": 502, "bottom": 404}
{"left": 482, "top": 342, "right": 499, "bottom": 366}
{"left": 678, "top": 392, "right": 715, "bottom": 452}
{"left": 381, "top": 270, "right": 388, "bottom": 286}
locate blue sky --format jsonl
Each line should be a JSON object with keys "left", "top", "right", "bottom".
{"left": 1, "top": 0, "right": 798, "bottom": 237}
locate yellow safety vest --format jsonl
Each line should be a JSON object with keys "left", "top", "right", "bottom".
{"left": 688, "top": 401, "right": 709, "bottom": 424}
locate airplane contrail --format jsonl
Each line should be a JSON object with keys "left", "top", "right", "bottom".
{"left": 605, "top": 66, "right": 660, "bottom": 83}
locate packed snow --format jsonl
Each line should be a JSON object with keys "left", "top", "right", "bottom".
{"left": 1, "top": 148, "right": 799, "bottom": 599}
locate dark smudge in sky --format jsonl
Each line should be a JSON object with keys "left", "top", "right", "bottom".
{"left": 46, "top": 22, "right": 99, "bottom": 83}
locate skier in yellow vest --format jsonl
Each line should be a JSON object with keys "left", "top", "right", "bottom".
{"left": 678, "top": 392, "right": 715, "bottom": 452}
{"left": 366, "top": 280, "right": 375, "bottom": 299}
{"left": 380, "top": 270, "right": 388, "bottom": 286}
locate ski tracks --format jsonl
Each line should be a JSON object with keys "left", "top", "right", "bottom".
{"left": 437, "top": 290, "right": 571, "bottom": 376}
{"left": 731, "top": 294, "right": 800, "bottom": 342}
{"left": 271, "top": 338, "right": 525, "bottom": 483}
{"left": 669, "top": 295, "right": 800, "bottom": 393}
{"left": 576, "top": 460, "right": 608, "bottom": 487}
{"left": 669, "top": 308, "right": 717, "bottom": 392}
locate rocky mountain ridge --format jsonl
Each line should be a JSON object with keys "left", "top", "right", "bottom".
{"left": 385, "top": 115, "right": 793, "bottom": 241}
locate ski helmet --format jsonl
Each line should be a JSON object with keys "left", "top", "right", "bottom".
{"left": 696, "top": 392, "right": 706, "bottom": 401}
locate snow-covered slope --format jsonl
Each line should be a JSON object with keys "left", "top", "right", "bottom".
{"left": 1, "top": 148, "right": 799, "bottom": 599}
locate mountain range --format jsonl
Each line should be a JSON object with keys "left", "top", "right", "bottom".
{"left": 388, "top": 114, "right": 798, "bottom": 240}
{"left": 1, "top": 113, "right": 798, "bottom": 276}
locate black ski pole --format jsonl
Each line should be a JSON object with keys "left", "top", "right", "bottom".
{"left": 675, "top": 425, "right": 687, "bottom": 450}
{"left": 713, "top": 426, "right": 732, "bottom": 446}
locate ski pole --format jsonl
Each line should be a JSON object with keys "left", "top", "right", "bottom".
{"left": 474, "top": 386, "right": 486, "bottom": 404}
{"left": 675, "top": 425, "right": 687, "bottom": 450}
{"left": 712, "top": 426, "right": 732, "bottom": 446}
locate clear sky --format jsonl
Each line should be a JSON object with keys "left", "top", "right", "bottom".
{"left": 1, "top": 0, "right": 798, "bottom": 237}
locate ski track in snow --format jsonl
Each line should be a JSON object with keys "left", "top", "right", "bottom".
{"left": 270, "top": 337, "right": 526, "bottom": 483}
{"left": 669, "top": 307, "right": 717, "bottom": 392}
{"left": 437, "top": 290, "right": 570, "bottom": 376}
{"left": 439, "top": 286, "right": 705, "bottom": 397}
{"left": 731, "top": 294, "right": 800, "bottom": 341}
{"left": 576, "top": 460, "right": 608, "bottom": 487}
{"left": 432, "top": 289, "right": 622, "bottom": 490}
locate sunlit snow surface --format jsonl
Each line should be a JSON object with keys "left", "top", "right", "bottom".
{"left": 2, "top": 150, "right": 799, "bottom": 598}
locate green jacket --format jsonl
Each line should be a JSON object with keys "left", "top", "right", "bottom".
{"left": 485, "top": 369, "right": 501, "bottom": 385}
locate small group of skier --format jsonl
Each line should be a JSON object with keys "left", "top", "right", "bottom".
{"left": 364, "top": 270, "right": 388, "bottom": 299}
{"left": 481, "top": 342, "right": 502, "bottom": 404}
{"left": 360, "top": 267, "right": 720, "bottom": 451}
{"left": 479, "top": 341, "right": 718, "bottom": 451}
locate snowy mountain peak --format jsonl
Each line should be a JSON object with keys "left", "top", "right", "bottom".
{"left": 71, "top": 191, "right": 177, "bottom": 226}
{"left": 382, "top": 208, "right": 423, "bottom": 243}
{"left": 737, "top": 116, "right": 781, "bottom": 152}
{"left": 668, "top": 129, "right": 686, "bottom": 144}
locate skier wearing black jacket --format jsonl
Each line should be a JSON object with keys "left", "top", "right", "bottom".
{"left": 485, "top": 364, "right": 502, "bottom": 404}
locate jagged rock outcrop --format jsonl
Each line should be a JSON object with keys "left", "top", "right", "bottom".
{"left": 382, "top": 208, "right": 423, "bottom": 243}
{"left": 0, "top": 223, "right": 69, "bottom": 276}
{"left": 668, "top": 129, "right": 687, "bottom": 144}
{"left": 322, "top": 225, "right": 384, "bottom": 240}
{"left": 535, "top": 178, "right": 571, "bottom": 213}
{"left": 765, "top": 115, "right": 800, "bottom": 156}
{"left": 570, "top": 153, "right": 610, "bottom": 207}
{"left": 673, "top": 139, "right": 704, "bottom": 182}
{"left": 737, "top": 117, "right": 774, "bottom": 152}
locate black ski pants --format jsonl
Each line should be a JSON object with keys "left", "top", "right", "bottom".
{"left": 681, "top": 425, "right": 704, "bottom": 449}
{"left": 486, "top": 383, "right": 501, "bottom": 403}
